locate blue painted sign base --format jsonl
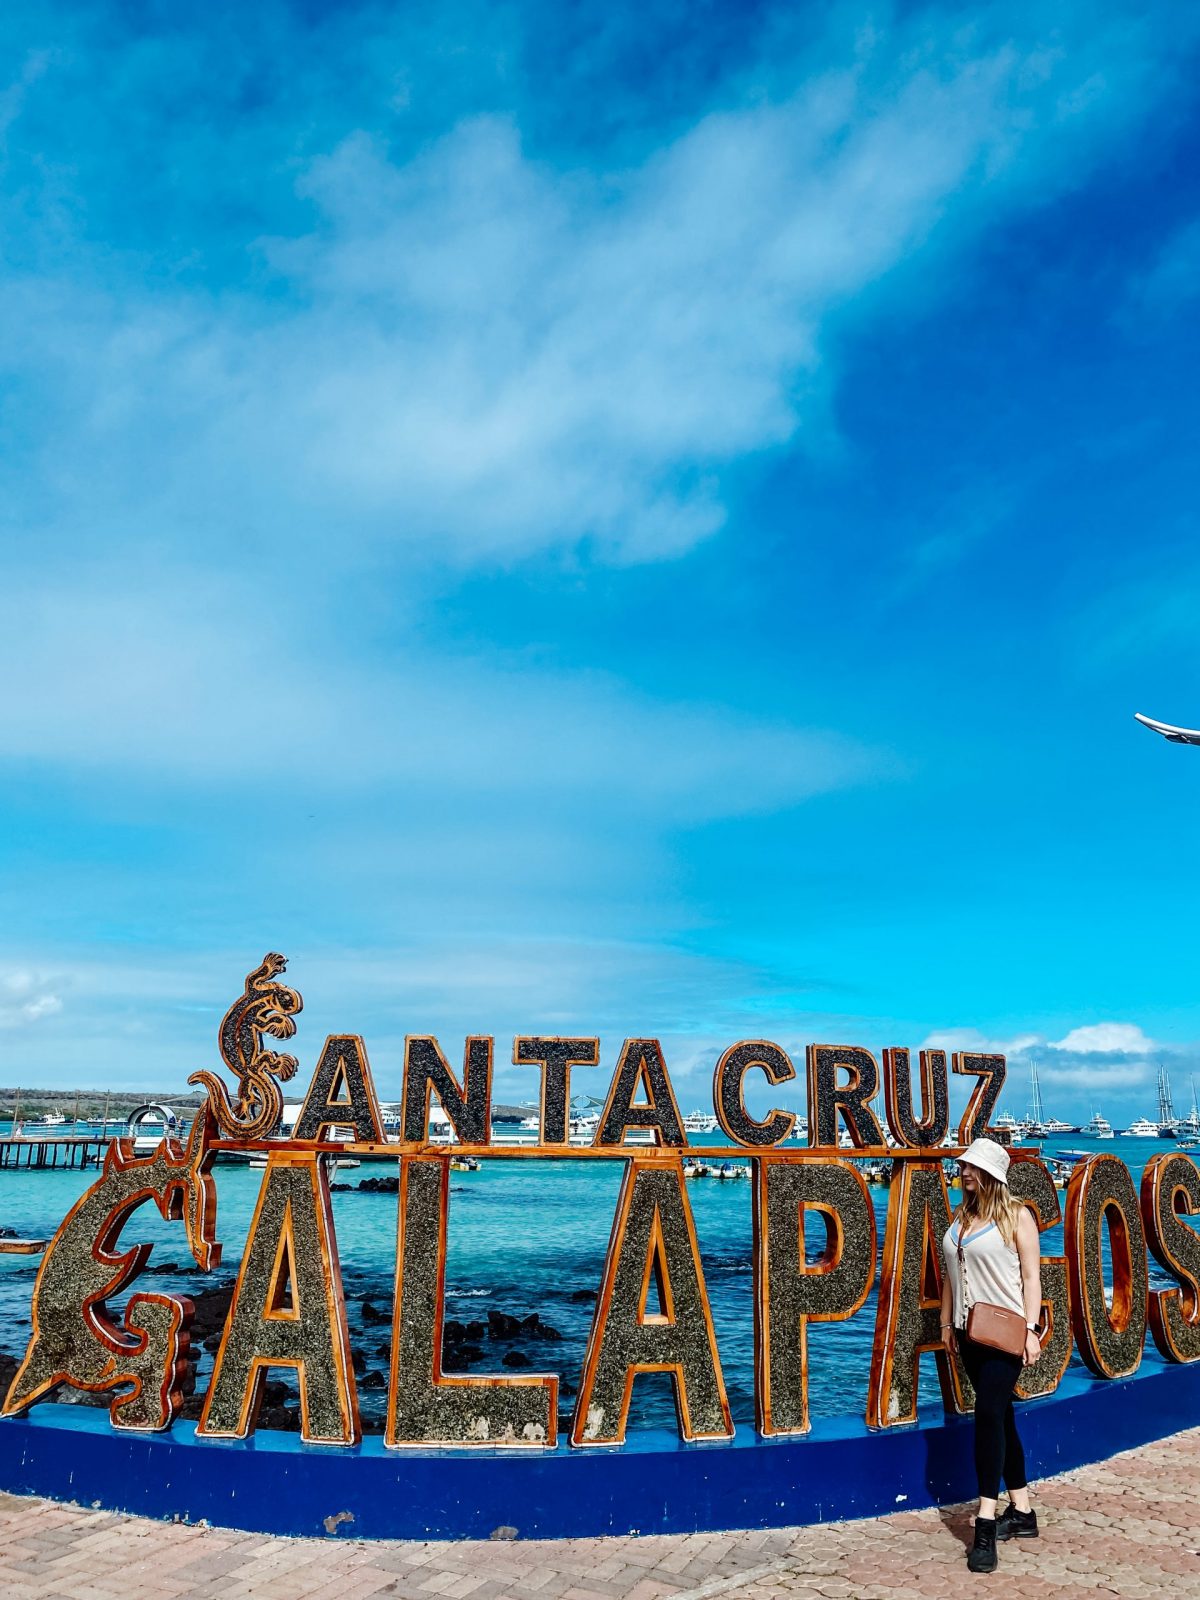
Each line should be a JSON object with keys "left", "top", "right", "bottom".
{"left": 2, "top": 1353, "right": 1198, "bottom": 1540}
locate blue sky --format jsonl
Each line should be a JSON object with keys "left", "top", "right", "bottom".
{"left": 2, "top": 0, "right": 1199, "bottom": 1123}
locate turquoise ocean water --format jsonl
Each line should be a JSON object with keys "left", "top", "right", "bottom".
{"left": 0, "top": 1129, "right": 1194, "bottom": 1433}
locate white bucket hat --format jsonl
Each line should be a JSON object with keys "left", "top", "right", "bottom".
{"left": 959, "top": 1136, "right": 1011, "bottom": 1186}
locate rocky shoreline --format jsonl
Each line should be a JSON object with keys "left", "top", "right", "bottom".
{"left": 0, "top": 1274, "right": 581, "bottom": 1435}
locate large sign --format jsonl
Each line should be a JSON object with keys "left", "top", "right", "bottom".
{"left": 4, "top": 956, "right": 1199, "bottom": 1448}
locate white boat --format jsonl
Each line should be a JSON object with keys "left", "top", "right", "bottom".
{"left": 682, "top": 1109, "right": 718, "bottom": 1135}
{"left": 994, "top": 1111, "right": 1037, "bottom": 1142}
{"left": 1025, "top": 1061, "right": 1077, "bottom": 1136}
{"left": 1124, "top": 1117, "right": 1160, "bottom": 1138}
{"left": 1082, "top": 1110, "right": 1113, "bottom": 1138}
{"left": 1180, "top": 1081, "right": 1200, "bottom": 1139}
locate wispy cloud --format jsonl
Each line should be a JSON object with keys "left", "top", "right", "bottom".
{"left": 0, "top": 972, "right": 62, "bottom": 1030}
{"left": 0, "top": 576, "right": 877, "bottom": 818}
{"left": 1125, "top": 216, "right": 1200, "bottom": 319}
{"left": 923, "top": 1020, "right": 1171, "bottom": 1097}
{"left": 2, "top": 4, "right": 1195, "bottom": 569}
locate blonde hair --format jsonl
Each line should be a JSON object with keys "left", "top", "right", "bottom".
{"left": 958, "top": 1166, "right": 1022, "bottom": 1248}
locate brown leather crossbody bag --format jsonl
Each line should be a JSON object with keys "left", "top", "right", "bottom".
{"left": 965, "top": 1300, "right": 1028, "bottom": 1356}
{"left": 956, "top": 1233, "right": 1029, "bottom": 1357}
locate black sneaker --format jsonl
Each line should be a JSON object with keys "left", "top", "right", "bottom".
{"left": 967, "top": 1516, "right": 998, "bottom": 1573}
{"left": 996, "top": 1503, "right": 1039, "bottom": 1540}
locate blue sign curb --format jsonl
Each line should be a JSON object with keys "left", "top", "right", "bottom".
{"left": 1, "top": 1353, "right": 1197, "bottom": 1540}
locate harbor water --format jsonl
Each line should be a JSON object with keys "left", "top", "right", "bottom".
{"left": 0, "top": 1128, "right": 1195, "bottom": 1434}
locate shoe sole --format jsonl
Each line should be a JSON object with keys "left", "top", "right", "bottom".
{"left": 997, "top": 1528, "right": 1039, "bottom": 1541}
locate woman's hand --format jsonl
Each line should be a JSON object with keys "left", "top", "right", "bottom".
{"left": 1022, "top": 1328, "right": 1041, "bottom": 1367}
{"left": 942, "top": 1322, "right": 957, "bottom": 1355}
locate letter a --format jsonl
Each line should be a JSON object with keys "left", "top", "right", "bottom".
{"left": 572, "top": 1160, "right": 731, "bottom": 1444}
{"left": 198, "top": 1152, "right": 359, "bottom": 1444}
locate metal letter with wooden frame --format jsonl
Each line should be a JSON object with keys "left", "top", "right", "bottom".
{"left": 753, "top": 1155, "right": 876, "bottom": 1435}
{"left": 198, "top": 1150, "right": 359, "bottom": 1445}
{"left": 595, "top": 1039, "right": 686, "bottom": 1148}
{"left": 1139, "top": 1151, "right": 1200, "bottom": 1364}
{"left": 1064, "top": 1153, "right": 1148, "bottom": 1381}
{"left": 1008, "top": 1154, "right": 1072, "bottom": 1400}
{"left": 572, "top": 1158, "right": 731, "bottom": 1444}
{"left": 867, "top": 1159, "right": 972, "bottom": 1428}
{"left": 806, "top": 1045, "right": 886, "bottom": 1149}
{"left": 387, "top": 1156, "right": 557, "bottom": 1447}
{"left": 713, "top": 1041, "right": 797, "bottom": 1148}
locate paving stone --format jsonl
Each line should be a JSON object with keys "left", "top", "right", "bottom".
{"left": 4, "top": 1425, "right": 1200, "bottom": 1599}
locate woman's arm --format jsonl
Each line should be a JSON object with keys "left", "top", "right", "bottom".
{"left": 940, "top": 1247, "right": 956, "bottom": 1353}
{"left": 1015, "top": 1206, "right": 1043, "bottom": 1366}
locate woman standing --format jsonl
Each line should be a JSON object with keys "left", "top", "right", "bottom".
{"left": 940, "top": 1137, "right": 1044, "bottom": 1573}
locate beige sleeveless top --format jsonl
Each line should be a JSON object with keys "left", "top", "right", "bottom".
{"left": 942, "top": 1213, "right": 1025, "bottom": 1328}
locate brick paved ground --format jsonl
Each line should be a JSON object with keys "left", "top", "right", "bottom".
{"left": 1, "top": 1426, "right": 1198, "bottom": 1600}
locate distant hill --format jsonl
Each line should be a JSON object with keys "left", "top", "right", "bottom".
{"left": 1, "top": 1087, "right": 537, "bottom": 1125}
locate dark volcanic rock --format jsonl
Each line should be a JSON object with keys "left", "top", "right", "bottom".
{"left": 352, "top": 1349, "right": 366, "bottom": 1375}
{"left": 259, "top": 1404, "right": 300, "bottom": 1432}
{"left": 487, "top": 1310, "right": 520, "bottom": 1340}
{"left": 358, "top": 1176, "right": 399, "bottom": 1194}
{"left": 442, "top": 1343, "right": 484, "bottom": 1371}
{"left": 443, "top": 1319, "right": 467, "bottom": 1343}
{"left": 360, "top": 1369, "right": 387, "bottom": 1391}
{"left": 361, "top": 1299, "right": 390, "bottom": 1325}
{"left": 465, "top": 1320, "right": 485, "bottom": 1340}
{"left": 568, "top": 1288, "right": 596, "bottom": 1303}
{"left": 190, "top": 1282, "right": 235, "bottom": 1339}
{"left": 501, "top": 1350, "right": 531, "bottom": 1368}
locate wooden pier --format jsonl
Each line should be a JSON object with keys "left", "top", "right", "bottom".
{"left": 0, "top": 1136, "right": 112, "bottom": 1171}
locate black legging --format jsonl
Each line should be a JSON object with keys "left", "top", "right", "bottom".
{"left": 958, "top": 1331, "right": 1027, "bottom": 1500}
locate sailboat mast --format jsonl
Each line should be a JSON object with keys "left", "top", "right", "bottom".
{"left": 1157, "top": 1063, "right": 1177, "bottom": 1129}
{"left": 1030, "top": 1056, "right": 1045, "bottom": 1125}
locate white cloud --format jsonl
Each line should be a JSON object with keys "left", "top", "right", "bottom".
{"left": 0, "top": 577, "right": 879, "bottom": 817}
{"left": 923, "top": 1020, "right": 1159, "bottom": 1060}
{"left": 1050, "top": 1021, "right": 1157, "bottom": 1054}
{"left": 923, "top": 1018, "right": 1172, "bottom": 1098}
{"left": 1, "top": 5, "right": 1194, "bottom": 568}
{"left": 0, "top": 971, "right": 63, "bottom": 1029}
{"left": 921, "top": 1026, "right": 1042, "bottom": 1055}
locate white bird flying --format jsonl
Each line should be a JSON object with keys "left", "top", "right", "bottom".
{"left": 1135, "top": 712, "right": 1200, "bottom": 746}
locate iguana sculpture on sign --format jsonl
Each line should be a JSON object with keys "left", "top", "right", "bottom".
{"left": 2, "top": 1112, "right": 220, "bottom": 1429}
{"left": 189, "top": 952, "right": 303, "bottom": 1139}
